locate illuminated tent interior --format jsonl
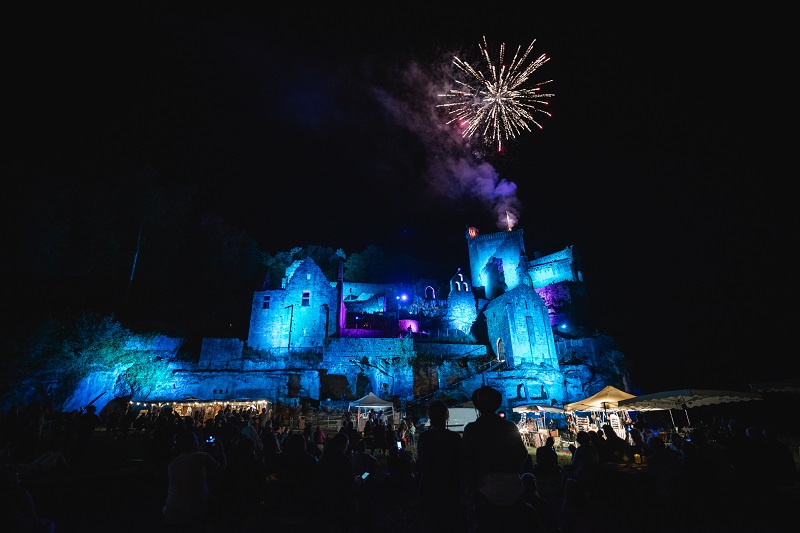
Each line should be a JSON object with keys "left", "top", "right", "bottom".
{"left": 348, "top": 392, "right": 395, "bottom": 431}
{"left": 563, "top": 385, "right": 635, "bottom": 439}
{"left": 513, "top": 404, "right": 565, "bottom": 447}
{"left": 129, "top": 397, "right": 272, "bottom": 417}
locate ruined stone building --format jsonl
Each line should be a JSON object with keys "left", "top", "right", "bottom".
{"left": 54, "top": 225, "right": 629, "bottom": 414}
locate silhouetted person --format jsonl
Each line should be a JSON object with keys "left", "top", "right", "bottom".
{"left": 313, "top": 425, "right": 326, "bottom": 453}
{"left": 371, "top": 418, "right": 387, "bottom": 455}
{"left": 162, "top": 431, "right": 226, "bottom": 531}
{"left": 316, "top": 432, "right": 357, "bottom": 532}
{"left": 600, "top": 423, "right": 630, "bottom": 462}
{"left": 261, "top": 419, "right": 282, "bottom": 474}
{"left": 562, "top": 430, "right": 599, "bottom": 489}
{"left": 385, "top": 423, "right": 399, "bottom": 452}
{"left": 628, "top": 427, "right": 648, "bottom": 459}
{"left": 723, "top": 418, "right": 749, "bottom": 481}
{"left": 461, "top": 386, "right": 530, "bottom": 532}
{"left": 1, "top": 466, "right": 56, "bottom": 533}
{"left": 644, "top": 435, "right": 683, "bottom": 503}
{"left": 351, "top": 438, "right": 377, "bottom": 477}
{"left": 271, "top": 432, "right": 319, "bottom": 530}
{"left": 417, "top": 399, "right": 465, "bottom": 533}
{"left": 534, "top": 435, "right": 561, "bottom": 476}
{"left": 222, "top": 436, "right": 266, "bottom": 530}
{"left": 73, "top": 405, "right": 102, "bottom": 463}
{"left": 762, "top": 427, "right": 797, "bottom": 487}
{"left": 521, "top": 472, "right": 556, "bottom": 532}
{"left": 557, "top": 428, "right": 600, "bottom": 532}
{"left": 385, "top": 441, "right": 417, "bottom": 510}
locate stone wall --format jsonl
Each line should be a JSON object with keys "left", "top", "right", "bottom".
{"left": 248, "top": 258, "right": 339, "bottom": 351}
{"left": 323, "top": 337, "right": 416, "bottom": 399}
{"left": 123, "top": 334, "right": 183, "bottom": 357}
{"left": 529, "top": 245, "right": 580, "bottom": 286}
{"left": 199, "top": 338, "right": 244, "bottom": 366}
{"left": 485, "top": 284, "right": 558, "bottom": 369}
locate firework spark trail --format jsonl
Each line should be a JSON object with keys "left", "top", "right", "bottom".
{"left": 438, "top": 36, "right": 554, "bottom": 152}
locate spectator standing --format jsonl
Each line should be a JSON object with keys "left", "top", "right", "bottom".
{"left": 162, "top": 431, "right": 226, "bottom": 530}
{"left": 385, "top": 441, "right": 417, "bottom": 513}
{"left": 1, "top": 466, "right": 56, "bottom": 533}
{"left": 407, "top": 417, "right": 416, "bottom": 446}
{"left": 261, "top": 419, "right": 283, "bottom": 474}
{"left": 461, "top": 386, "right": 530, "bottom": 532}
{"left": 600, "top": 423, "right": 631, "bottom": 462}
{"left": 73, "top": 405, "right": 102, "bottom": 463}
{"left": 762, "top": 427, "right": 798, "bottom": 487}
{"left": 386, "top": 422, "right": 399, "bottom": 452}
{"left": 276, "top": 433, "right": 320, "bottom": 523}
{"left": 313, "top": 425, "right": 326, "bottom": 453}
{"left": 534, "top": 435, "right": 561, "bottom": 476}
{"left": 316, "top": 432, "right": 358, "bottom": 532}
{"left": 565, "top": 430, "right": 600, "bottom": 487}
{"left": 644, "top": 435, "right": 683, "bottom": 502}
{"left": 351, "top": 438, "right": 377, "bottom": 477}
{"left": 372, "top": 419, "right": 387, "bottom": 456}
{"left": 558, "top": 430, "right": 600, "bottom": 533}
{"left": 521, "top": 472, "right": 556, "bottom": 532}
{"left": 363, "top": 413, "right": 375, "bottom": 451}
{"left": 222, "top": 436, "right": 266, "bottom": 530}
{"left": 397, "top": 419, "right": 409, "bottom": 449}
{"left": 240, "top": 417, "right": 263, "bottom": 454}
{"left": 416, "top": 399, "right": 464, "bottom": 533}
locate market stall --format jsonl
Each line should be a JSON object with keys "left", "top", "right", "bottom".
{"left": 129, "top": 397, "right": 272, "bottom": 420}
{"left": 513, "top": 404, "right": 565, "bottom": 447}
{"left": 563, "top": 385, "right": 636, "bottom": 440}
{"left": 617, "top": 388, "right": 762, "bottom": 433}
{"left": 348, "top": 392, "right": 395, "bottom": 431}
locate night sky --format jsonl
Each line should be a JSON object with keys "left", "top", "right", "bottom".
{"left": 4, "top": 5, "right": 797, "bottom": 393}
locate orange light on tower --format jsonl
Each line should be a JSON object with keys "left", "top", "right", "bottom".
{"left": 468, "top": 227, "right": 479, "bottom": 239}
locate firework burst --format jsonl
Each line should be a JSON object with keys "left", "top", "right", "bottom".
{"left": 437, "top": 36, "right": 554, "bottom": 152}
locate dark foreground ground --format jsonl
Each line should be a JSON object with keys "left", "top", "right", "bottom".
{"left": 17, "top": 428, "right": 800, "bottom": 533}
{"left": 21, "top": 428, "right": 426, "bottom": 533}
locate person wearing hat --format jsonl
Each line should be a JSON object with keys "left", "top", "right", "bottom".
{"left": 461, "top": 386, "right": 531, "bottom": 532}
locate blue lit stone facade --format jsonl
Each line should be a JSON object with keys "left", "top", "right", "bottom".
{"left": 247, "top": 259, "right": 339, "bottom": 351}
{"left": 484, "top": 283, "right": 557, "bottom": 370}
{"left": 50, "top": 226, "right": 629, "bottom": 413}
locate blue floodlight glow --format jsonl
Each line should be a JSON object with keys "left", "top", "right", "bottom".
{"left": 560, "top": 324, "right": 567, "bottom": 329}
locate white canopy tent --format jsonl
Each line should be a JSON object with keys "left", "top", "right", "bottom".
{"left": 348, "top": 392, "right": 395, "bottom": 431}
{"left": 513, "top": 404, "right": 565, "bottom": 447}
{"left": 616, "top": 388, "right": 763, "bottom": 428}
{"left": 563, "top": 386, "right": 636, "bottom": 439}
{"left": 749, "top": 379, "right": 800, "bottom": 394}
{"left": 563, "top": 385, "right": 636, "bottom": 412}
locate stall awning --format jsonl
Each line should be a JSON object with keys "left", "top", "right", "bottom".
{"left": 563, "top": 385, "right": 635, "bottom": 412}
{"left": 512, "top": 404, "right": 565, "bottom": 414}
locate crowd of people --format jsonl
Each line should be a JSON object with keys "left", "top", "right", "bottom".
{"left": 0, "top": 389, "right": 798, "bottom": 532}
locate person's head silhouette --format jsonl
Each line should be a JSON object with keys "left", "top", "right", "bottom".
{"left": 427, "top": 399, "right": 449, "bottom": 428}
{"left": 471, "top": 386, "right": 502, "bottom": 415}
